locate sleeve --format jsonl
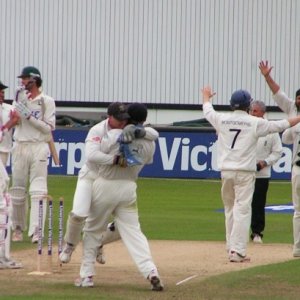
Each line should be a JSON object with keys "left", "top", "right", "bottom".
{"left": 141, "top": 140, "right": 156, "bottom": 165}
{"left": 273, "top": 89, "right": 296, "bottom": 116}
{"left": 264, "top": 133, "right": 283, "bottom": 166}
{"left": 203, "top": 102, "right": 220, "bottom": 130}
{"left": 85, "top": 125, "right": 115, "bottom": 165}
{"left": 281, "top": 128, "right": 294, "bottom": 145}
{"left": 144, "top": 127, "right": 159, "bottom": 141}
{"left": 43, "top": 97, "right": 56, "bottom": 130}
{"left": 28, "top": 97, "right": 56, "bottom": 134}
{"left": 256, "top": 118, "right": 290, "bottom": 137}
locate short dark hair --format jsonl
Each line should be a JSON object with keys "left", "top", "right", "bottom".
{"left": 107, "top": 102, "right": 130, "bottom": 121}
{"left": 127, "top": 103, "right": 148, "bottom": 124}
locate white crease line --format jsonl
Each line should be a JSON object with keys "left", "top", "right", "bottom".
{"left": 176, "top": 274, "right": 198, "bottom": 286}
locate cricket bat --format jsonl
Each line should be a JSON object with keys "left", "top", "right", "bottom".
{"left": 48, "top": 134, "right": 60, "bottom": 166}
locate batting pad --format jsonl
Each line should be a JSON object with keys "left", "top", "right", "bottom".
{"left": 64, "top": 213, "right": 86, "bottom": 246}
{"left": 10, "top": 187, "right": 27, "bottom": 231}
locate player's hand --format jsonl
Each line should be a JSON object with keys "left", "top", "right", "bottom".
{"left": 134, "top": 125, "right": 146, "bottom": 139}
{"left": 121, "top": 124, "right": 136, "bottom": 143}
{"left": 16, "top": 86, "right": 26, "bottom": 92}
{"left": 259, "top": 61, "right": 273, "bottom": 78}
{"left": 15, "top": 102, "right": 32, "bottom": 119}
{"left": 256, "top": 160, "right": 267, "bottom": 171}
{"left": 120, "top": 124, "right": 146, "bottom": 143}
{"left": 15, "top": 86, "right": 30, "bottom": 103}
{"left": 201, "top": 86, "right": 216, "bottom": 103}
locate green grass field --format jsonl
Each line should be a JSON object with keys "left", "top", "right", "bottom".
{"left": 4, "top": 176, "right": 300, "bottom": 299}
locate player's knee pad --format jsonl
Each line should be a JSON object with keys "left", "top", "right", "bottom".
{"left": 64, "top": 213, "right": 87, "bottom": 246}
{"left": 69, "top": 212, "right": 87, "bottom": 225}
{"left": 28, "top": 194, "right": 48, "bottom": 237}
{"left": 9, "top": 187, "right": 26, "bottom": 204}
{"left": 29, "top": 177, "right": 47, "bottom": 197}
{"left": 9, "top": 187, "right": 27, "bottom": 231}
{"left": 29, "top": 187, "right": 47, "bottom": 237}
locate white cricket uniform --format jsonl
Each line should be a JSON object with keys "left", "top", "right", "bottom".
{"left": 71, "top": 122, "right": 159, "bottom": 218}
{"left": 0, "top": 103, "right": 14, "bottom": 165}
{"left": 250, "top": 132, "right": 282, "bottom": 238}
{"left": 11, "top": 92, "right": 55, "bottom": 236}
{"left": 203, "top": 101, "right": 290, "bottom": 256}
{"left": 256, "top": 133, "right": 282, "bottom": 179}
{"left": 62, "top": 119, "right": 114, "bottom": 248}
{"left": 80, "top": 129, "right": 159, "bottom": 279}
{"left": 273, "top": 89, "right": 300, "bottom": 256}
{"left": 70, "top": 119, "right": 115, "bottom": 218}
{"left": 64, "top": 121, "right": 158, "bottom": 247}
{"left": 0, "top": 157, "right": 10, "bottom": 259}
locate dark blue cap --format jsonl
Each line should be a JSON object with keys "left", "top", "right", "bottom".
{"left": 230, "top": 89, "right": 252, "bottom": 109}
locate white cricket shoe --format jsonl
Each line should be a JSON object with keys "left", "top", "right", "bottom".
{"left": 0, "top": 257, "right": 23, "bottom": 269}
{"left": 229, "top": 251, "right": 250, "bottom": 263}
{"left": 96, "top": 245, "right": 106, "bottom": 264}
{"left": 12, "top": 226, "right": 23, "bottom": 242}
{"left": 59, "top": 243, "right": 75, "bottom": 263}
{"left": 148, "top": 269, "right": 164, "bottom": 291}
{"left": 253, "top": 234, "right": 263, "bottom": 244}
{"left": 74, "top": 276, "right": 94, "bottom": 287}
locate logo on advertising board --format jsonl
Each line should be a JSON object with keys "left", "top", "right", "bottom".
{"left": 45, "top": 129, "right": 292, "bottom": 179}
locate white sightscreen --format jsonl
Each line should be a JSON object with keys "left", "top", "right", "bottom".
{"left": 0, "top": 0, "right": 299, "bottom": 106}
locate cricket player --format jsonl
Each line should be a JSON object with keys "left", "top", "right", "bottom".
{"left": 0, "top": 81, "right": 14, "bottom": 166}
{"left": 259, "top": 60, "right": 300, "bottom": 257}
{"left": 0, "top": 145, "right": 22, "bottom": 269}
{"left": 59, "top": 102, "right": 129, "bottom": 262}
{"left": 0, "top": 81, "right": 22, "bottom": 268}
{"left": 59, "top": 102, "right": 158, "bottom": 264}
{"left": 249, "top": 100, "right": 282, "bottom": 244}
{"left": 202, "top": 86, "right": 300, "bottom": 262}
{"left": 10, "top": 66, "right": 56, "bottom": 243}
{"left": 75, "top": 103, "right": 163, "bottom": 291}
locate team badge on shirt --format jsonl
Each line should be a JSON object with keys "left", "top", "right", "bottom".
{"left": 92, "top": 136, "right": 102, "bottom": 142}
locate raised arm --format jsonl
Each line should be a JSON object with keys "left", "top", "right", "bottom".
{"left": 259, "top": 61, "right": 280, "bottom": 95}
{"left": 201, "top": 86, "right": 216, "bottom": 104}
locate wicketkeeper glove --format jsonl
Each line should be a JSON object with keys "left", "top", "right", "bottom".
{"left": 119, "top": 143, "right": 143, "bottom": 166}
{"left": 15, "top": 102, "right": 32, "bottom": 119}
{"left": 119, "top": 124, "right": 146, "bottom": 143}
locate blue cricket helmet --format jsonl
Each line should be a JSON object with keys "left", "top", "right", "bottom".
{"left": 230, "top": 89, "right": 252, "bottom": 110}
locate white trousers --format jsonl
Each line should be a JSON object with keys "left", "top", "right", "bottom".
{"left": 71, "top": 165, "right": 98, "bottom": 217}
{"left": 221, "top": 170, "right": 255, "bottom": 257}
{"left": 80, "top": 177, "right": 158, "bottom": 279}
{"left": 292, "top": 166, "right": 300, "bottom": 255}
{"left": 0, "top": 159, "right": 10, "bottom": 259}
{"left": 11, "top": 143, "right": 48, "bottom": 236}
